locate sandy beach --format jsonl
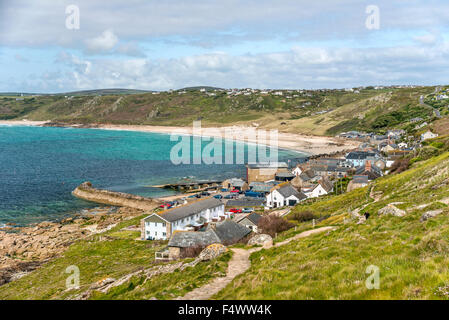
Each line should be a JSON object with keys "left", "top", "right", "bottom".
{"left": 94, "top": 124, "right": 360, "bottom": 156}
{"left": 0, "top": 120, "right": 359, "bottom": 155}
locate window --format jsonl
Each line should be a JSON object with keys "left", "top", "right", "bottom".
{"left": 162, "top": 232, "right": 166, "bottom": 237}
{"left": 162, "top": 223, "right": 166, "bottom": 227}
{"left": 155, "top": 232, "right": 157, "bottom": 236}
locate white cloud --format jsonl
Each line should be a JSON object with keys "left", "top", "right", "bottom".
{"left": 15, "top": 42, "right": 449, "bottom": 93}
{"left": 85, "top": 29, "right": 119, "bottom": 53}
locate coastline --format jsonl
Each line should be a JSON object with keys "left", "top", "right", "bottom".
{"left": 0, "top": 120, "right": 359, "bottom": 156}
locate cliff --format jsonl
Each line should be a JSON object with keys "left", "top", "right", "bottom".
{"left": 72, "top": 182, "right": 161, "bottom": 211}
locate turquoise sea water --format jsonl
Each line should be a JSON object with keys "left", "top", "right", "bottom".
{"left": 0, "top": 126, "right": 304, "bottom": 226}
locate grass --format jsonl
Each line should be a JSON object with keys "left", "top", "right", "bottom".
{"left": 0, "top": 212, "right": 233, "bottom": 300}
{"left": 212, "top": 152, "right": 449, "bottom": 299}
{"left": 90, "top": 251, "right": 232, "bottom": 300}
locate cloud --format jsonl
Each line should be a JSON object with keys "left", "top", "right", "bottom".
{"left": 85, "top": 29, "right": 119, "bottom": 53}
{"left": 13, "top": 41, "right": 449, "bottom": 93}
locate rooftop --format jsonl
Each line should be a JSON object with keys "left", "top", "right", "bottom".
{"left": 159, "top": 197, "right": 223, "bottom": 222}
{"left": 247, "top": 162, "right": 288, "bottom": 169}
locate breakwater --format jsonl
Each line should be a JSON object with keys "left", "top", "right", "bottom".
{"left": 72, "top": 182, "right": 161, "bottom": 211}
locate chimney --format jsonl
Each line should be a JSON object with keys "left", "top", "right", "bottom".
{"left": 365, "top": 160, "right": 372, "bottom": 172}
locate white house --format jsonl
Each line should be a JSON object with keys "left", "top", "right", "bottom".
{"left": 398, "top": 142, "right": 408, "bottom": 149}
{"left": 303, "top": 180, "right": 334, "bottom": 198}
{"left": 421, "top": 131, "right": 439, "bottom": 141}
{"left": 141, "top": 198, "right": 225, "bottom": 240}
{"left": 291, "top": 165, "right": 303, "bottom": 176}
{"left": 266, "top": 184, "right": 307, "bottom": 208}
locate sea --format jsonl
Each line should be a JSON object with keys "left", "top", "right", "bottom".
{"left": 0, "top": 125, "right": 305, "bottom": 226}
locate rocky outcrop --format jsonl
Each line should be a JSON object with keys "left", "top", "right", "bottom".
{"left": 72, "top": 182, "right": 160, "bottom": 211}
{"left": 248, "top": 234, "right": 273, "bottom": 246}
{"left": 198, "top": 244, "right": 227, "bottom": 261}
{"left": 421, "top": 209, "right": 444, "bottom": 222}
{"left": 0, "top": 206, "right": 143, "bottom": 286}
{"left": 378, "top": 204, "right": 406, "bottom": 217}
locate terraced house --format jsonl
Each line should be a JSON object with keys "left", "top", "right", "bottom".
{"left": 140, "top": 198, "right": 225, "bottom": 240}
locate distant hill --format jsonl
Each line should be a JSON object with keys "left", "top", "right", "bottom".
{"left": 178, "top": 86, "right": 224, "bottom": 91}
{"left": 0, "top": 88, "right": 151, "bottom": 97}
{"left": 0, "top": 85, "right": 447, "bottom": 136}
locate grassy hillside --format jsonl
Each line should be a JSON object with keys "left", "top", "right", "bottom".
{"left": 0, "top": 214, "right": 231, "bottom": 300}
{"left": 214, "top": 152, "right": 449, "bottom": 299}
{"left": 2, "top": 145, "right": 449, "bottom": 299}
{"left": 0, "top": 86, "right": 441, "bottom": 135}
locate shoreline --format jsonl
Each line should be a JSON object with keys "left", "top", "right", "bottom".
{"left": 0, "top": 120, "right": 359, "bottom": 156}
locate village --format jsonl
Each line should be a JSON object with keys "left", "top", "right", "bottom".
{"left": 137, "top": 123, "right": 442, "bottom": 261}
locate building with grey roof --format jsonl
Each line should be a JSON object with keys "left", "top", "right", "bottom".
{"left": 237, "top": 212, "right": 263, "bottom": 232}
{"left": 167, "top": 220, "right": 251, "bottom": 259}
{"left": 141, "top": 197, "right": 225, "bottom": 240}
{"left": 266, "top": 184, "right": 307, "bottom": 208}
{"left": 226, "top": 197, "right": 265, "bottom": 208}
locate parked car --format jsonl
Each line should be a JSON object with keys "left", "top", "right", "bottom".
{"left": 201, "top": 191, "right": 211, "bottom": 196}
{"left": 242, "top": 208, "right": 254, "bottom": 213}
{"left": 213, "top": 194, "right": 223, "bottom": 199}
{"left": 224, "top": 195, "right": 234, "bottom": 199}
{"left": 159, "top": 203, "right": 172, "bottom": 208}
{"left": 229, "top": 208, "right": 242, "bottom": 213}
{"left": 230, "top": 189, "right": 240, "bottom": 193}
{"left": 221, "top": 188, "right": 229, "bottom": 192}
{"left": 187, "top": 194, "right": 200, "bottom": 198}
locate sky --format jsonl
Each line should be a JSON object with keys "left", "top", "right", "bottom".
{"left": 0, "top": 0, "right": 448, "bottom": 93}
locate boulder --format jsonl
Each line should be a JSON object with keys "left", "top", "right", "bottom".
{"left": 378, "top": 204, "right": 406, "bottom": 217}
{"left": 198, "top": 244, "right": 227, "bottom": 261}
{"left": 420, "top": 209, "right": 444, "bottom": 222}
{"left": 248, "top": 234, "right": 273, "bottom": 247}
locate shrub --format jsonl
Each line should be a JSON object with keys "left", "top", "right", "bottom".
{"left": 390, "top": 158, "right": 410, "bottom": 174}
{"left": 292, "top": 211, "right": 315, "bottom": 222}
{"left": 258, "top": 215, "right": 294, "bottom": 237}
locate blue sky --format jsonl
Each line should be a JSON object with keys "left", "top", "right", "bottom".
{"left": 0, "top": 0, "right": 449, "bottom": 92}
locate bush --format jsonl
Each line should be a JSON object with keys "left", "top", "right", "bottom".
{"left": 292, "top": 211, "right": 315, "bottom": 222}
{"left": 389, "top": 158, "right": 410, "bottom": 174}
{"left": 258, "top": 215, "right": 294, "bottom": 237}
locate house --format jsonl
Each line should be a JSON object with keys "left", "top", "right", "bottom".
{"left": 303, "top": 179, "right": 333, "bottom": 198}
{"left": 345, "top": 151, "right": 379, "bottom": 167}
{"left": 166, "top": 220, "right": 252, "bottom": 259}
{"left": 347, "top": 175, "right": 369, "bottom": 192}
{"left": 381, "top": 144, "right": 397, "bottom": 153}
{"left": 237, "top": 213, "right": 262, "bottom": 232}
{"left": 398, "top": 142, "right": 408, "bottom": 149}
{"left": 140, "top": 198, "right": 225, "bottom": 240}
{"left": 291, "top": 165, "right": 303, "bottom": 176}
{"left": 167, "top": 230, "right": 220, "bottom": 259}
{"left": 246, "top": 162, "right": 289, "bottom": 183}
{"left": 355, "top": 161, "right": 383, "bottom": 181}
{"left": 222, "top": 178, "right": 249, "bottom": 191}
{"left": 275, "top": 172, "right": 296, "bottom": 182}
{"left": 226, "top": 197, "right": 265, "bottom": 208}
{"left": 266, "top": 184, "right": 307, "bottom": 208}
{"left": 248, "top": 182, "right": 273, "bottom": 194}
{"left": 421, "top": 131, "right": 439, "bottom": 141}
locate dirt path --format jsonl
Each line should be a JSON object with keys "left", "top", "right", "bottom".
{"left": 177, "top": 226, "right": 335, "bottom": 300}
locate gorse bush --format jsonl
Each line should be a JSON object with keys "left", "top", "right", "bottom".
{"left": 291, "top": 211, "right": 315, "bottom": 222}
{"left": 258, "top": 215, "right": 294, "bottom": 237}
{"left": 390, "top": 158, "right": 410, "bottom": 174}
